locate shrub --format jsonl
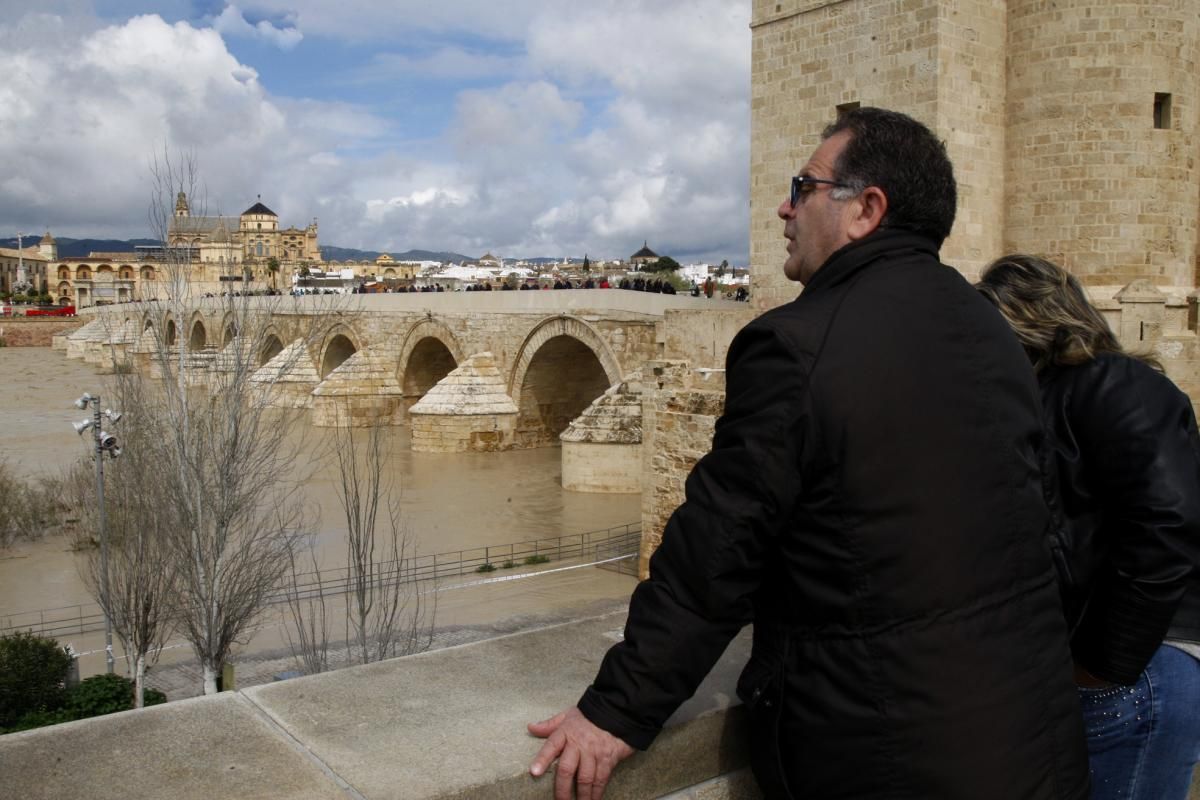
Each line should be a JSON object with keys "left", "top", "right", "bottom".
{"left": 3, "top": 674, "right": 168, "bottom": 733}
{"left": 0, "top": 631, "right": 72, "bottom": 729}
{"left": 475, "top": 562, "right": 496, "bottom": 573}
{"left": 524, "top": 554, "right": 551, "bottom": 566}
{"left": 501, "top": 560, "right": 516, "bottom": 569}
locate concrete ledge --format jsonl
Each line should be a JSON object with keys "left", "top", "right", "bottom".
{"left": 0, "top": 611, "right": 754, "bottom": 799}
{"left": 0, "top": 691, "right": 347, "bottom": 799}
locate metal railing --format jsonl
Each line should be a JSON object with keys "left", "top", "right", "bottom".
{"left": 0, "top": 521, "right": 641, "bottom": 640}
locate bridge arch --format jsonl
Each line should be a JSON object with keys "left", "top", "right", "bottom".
{"left": 397, "top": 320, "right": 465, "bottom": 411}
{"left": 509, "top": 316, "right": 622, "bottom": 448}
{"left": 259, "top": 333, "right": 284, "bottom": 367}
{"left": 187, "top": 313, "right": 207, "bottom": 351}
{"left": 318, "top": 326, "right": 361, "bottom": 379}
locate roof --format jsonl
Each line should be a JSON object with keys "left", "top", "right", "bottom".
{"left": 39, "top": 231, "right": 55, "bottom": 244}
{"left": 631, "top": 241, "right": 658, "bottom": 259}
{"left": 242, "top": 201, "right": 278, "bottom": 217}
{"left": 169, "top": 215, "right": 228, "bottom": 236}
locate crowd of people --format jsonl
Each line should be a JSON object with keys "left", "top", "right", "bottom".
{"left": 339, "top": 274, "right": 750, "bottom": 299}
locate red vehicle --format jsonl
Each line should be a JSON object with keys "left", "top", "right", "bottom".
{"left": 24, "top": 305, "right": 76, "bottom": 317}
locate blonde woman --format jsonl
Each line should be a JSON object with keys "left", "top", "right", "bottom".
{"left": 978, "top": 254, "right": 1200, "bottom": 800}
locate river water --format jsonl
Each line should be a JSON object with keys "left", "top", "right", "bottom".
{"left": 0, "top": 347, "right": 640, "bottom": 683}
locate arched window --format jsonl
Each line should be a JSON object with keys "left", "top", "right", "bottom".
{"left": 256, "top": 242, "right": 264, "bottom": 257}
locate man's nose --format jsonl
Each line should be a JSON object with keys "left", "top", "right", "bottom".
{"left": 778, "top": 197, "right": 795, "bottom": 220}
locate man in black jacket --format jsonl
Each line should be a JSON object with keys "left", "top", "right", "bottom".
{"left": 529, "top": 107, "right": 1090, "bottom": 799}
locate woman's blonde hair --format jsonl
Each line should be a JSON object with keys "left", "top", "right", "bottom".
{"left": 977, "top": 254, "right": 1160, "bottom": 373}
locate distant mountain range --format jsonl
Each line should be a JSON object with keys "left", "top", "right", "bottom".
{"left": 319, "top": 245, "right": 474, "bottom": 263}
{"left": 0, "top": 237, "right": 602, "bottom": 265}
{"left": 0, "top": 237, "right": 160, "bottom": 257}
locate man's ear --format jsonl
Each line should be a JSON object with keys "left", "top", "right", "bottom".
{"left": 845, "top": 186, "right": 888, "bottom": 241}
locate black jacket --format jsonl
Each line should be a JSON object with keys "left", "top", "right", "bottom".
{"left": 1040, "top": 353, "right": 1200, "bottom": 685}
{"left": 579, "top": 230, "right": 1089, "bottom": 799}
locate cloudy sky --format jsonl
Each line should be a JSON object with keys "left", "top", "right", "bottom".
{"left": 1, "top": 1, "right": 751, "bottom": 263}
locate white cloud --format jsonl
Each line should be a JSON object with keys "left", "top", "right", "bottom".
{"left": 210, "top": 3, "right": 302, "bottom": 49}
{"left": 0, "top": 2, "right": 753, "bottom": 264}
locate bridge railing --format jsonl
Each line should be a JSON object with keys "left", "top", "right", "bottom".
{"left": 0, "top": 521, "right": 641, "bottom": 641}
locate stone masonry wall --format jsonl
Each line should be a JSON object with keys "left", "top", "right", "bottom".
{"left": 1005, "top": 0, "right": 1200, "bottom": 289}
{"left": 0, "top": 317, "right": 83, "bottom": 346}
{"left": 751, "top": 0, "right": 944, "bottom": 311}
{"left": 639, "top": 360, "right": 727, "bottom": 578}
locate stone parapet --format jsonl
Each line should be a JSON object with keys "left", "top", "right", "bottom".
{"left": 410, "top": 352, "right": 519, "bottom": 452}
{"left": 0, "top": 611, "right": 756, "bottom": 800}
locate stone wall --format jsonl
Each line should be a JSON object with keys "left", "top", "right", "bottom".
{"left": 750, "top": 0, "right": 1200, "bottom": 296}
{"left": 0, "top": 317, "right": 83, "bottom": 347}
{"left": 750, "top": 0, "right": 944, "bottom": 310}
{"left": 1006, "top": 0, "right": 1200, "bottom": 289}
{"left": 639, "top": 361, "right": 727, "bottom": 578}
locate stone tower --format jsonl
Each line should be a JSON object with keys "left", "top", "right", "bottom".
{"left": 750, "top": 0, "right": 1199, "bottom": 306}
{"left": 1005, "top": 0, "right": 1199, "bottom": 290}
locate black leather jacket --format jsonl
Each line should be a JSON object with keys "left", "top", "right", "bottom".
{"left": 1040, "top": 353, "right": 1200, "bottom": 685}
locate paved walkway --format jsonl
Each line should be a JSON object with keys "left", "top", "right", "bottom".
{"left": 139, "top": 562, "right": 638, "bottom": 700}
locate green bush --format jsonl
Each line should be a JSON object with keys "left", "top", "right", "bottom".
{"left": 501, "top": 560, "right": 516, "bottom": 569}
{"left": 475, "top": 562, "right": 496, "bottom": 573}
{"left": 524, "top": 554, "right": 551, "bottom": 566}
{"left": 0, "top": 631, "right": 72, "bottom": 729}
{"left": 3, "top": 673, "right": 167, "bottom": 734}
{"left": 62, "top": 674, "right": 165, "bottom": 718}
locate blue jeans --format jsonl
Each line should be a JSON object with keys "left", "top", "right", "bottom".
{"left": 1079, "top": 644, "right": 1200, "bottom": 800}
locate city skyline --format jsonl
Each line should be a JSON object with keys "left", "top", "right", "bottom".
{"left": 1, "top": 1, "right": 753, "bottom": 266}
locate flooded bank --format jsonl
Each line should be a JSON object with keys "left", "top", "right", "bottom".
{"left": 0, "top": 347, "right": 641, "bottom": 683}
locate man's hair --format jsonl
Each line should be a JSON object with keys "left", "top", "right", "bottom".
{"left": 822, "top": 107, "right": 957, "bottom": 246}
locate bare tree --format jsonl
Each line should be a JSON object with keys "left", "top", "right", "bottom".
{"left": 73, "top": 375, "right": 177, "bottom": 706}
{"left": 111, "top": 150, "right": 330, "bottom": 694}
{"left": 284, "top": 415, "right": 435, "bottom": 672}
{"left": 335, "top": 417, "right": 434, "bottom": 665}
{"left": 282, "top": 542, "right": 331, "bottom": 675}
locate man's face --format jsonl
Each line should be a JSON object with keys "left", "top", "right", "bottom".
{"left": 777, "top": 130, "right": 856, "bottom": 284}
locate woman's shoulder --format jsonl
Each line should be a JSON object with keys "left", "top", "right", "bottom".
{"left": 1044, "top": 352, "right": 1193, "bottom": 429}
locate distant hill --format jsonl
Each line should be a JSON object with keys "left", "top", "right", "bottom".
{"left": 0, "top": 237, "right": 584, "bottom": 265}
{"left": 0, "top": 237, "right": 159, "bottom": 257}
{"left": 321, "top": 245, "right": 474, "bottom": 263}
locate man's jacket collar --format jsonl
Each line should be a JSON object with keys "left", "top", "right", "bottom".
{"left": 802, "top": 229, "right": 940, "bottom": 293}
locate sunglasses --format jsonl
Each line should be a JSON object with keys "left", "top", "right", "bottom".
{"left": 790, "top": 175, "right": 851, "bottom": 208}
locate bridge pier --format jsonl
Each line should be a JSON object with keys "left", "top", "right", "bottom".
{"left": 409, "top": 352, "right": 519, "bottom": 452}
{"left": 311, "top": 346, "right": 405, "bottom": 427}
{"left": 560, "top": 376, "right": 644, "bottom": 493}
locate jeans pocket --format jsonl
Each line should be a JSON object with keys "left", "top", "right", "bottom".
{"left": 1077, "top": 679, "right": 1148, "bottom": 745}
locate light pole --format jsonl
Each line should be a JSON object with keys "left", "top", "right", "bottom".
{"left": 73, "top": 393, "right": 122, "bottom": 675}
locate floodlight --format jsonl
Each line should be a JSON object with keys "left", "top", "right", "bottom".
{"left": 99, "top": 431, "right": 117, "bottom": 450}
{"left": 74, "top": 393, "right": 93, "bottom": 409}
{"left": 73, "top": 419, "right": 92, "bottom": 435}
{"left": 104, "top": 409, "right": 122, "bottom": 423}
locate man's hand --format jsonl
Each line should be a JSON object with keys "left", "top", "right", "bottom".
{"left": 528, "top": 706, "right": 636, "bottom": 800}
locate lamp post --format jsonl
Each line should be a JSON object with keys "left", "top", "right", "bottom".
{"left": 73, "top": 393, "right": 122, "bottom": 675}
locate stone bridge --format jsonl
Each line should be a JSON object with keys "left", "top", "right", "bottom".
{"left": 62, "top": 290, "right": 749, "bottom": 494}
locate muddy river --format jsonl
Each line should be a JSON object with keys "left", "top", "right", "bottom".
{"left": 0, "top": 347, "right": 640, "bottom": 682}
